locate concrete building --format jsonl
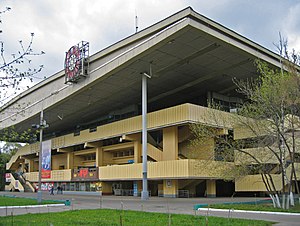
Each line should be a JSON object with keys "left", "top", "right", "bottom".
{"left": 2, "top": 7, "right": 297, "bottom": 198}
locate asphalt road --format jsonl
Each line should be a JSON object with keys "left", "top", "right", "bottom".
{"left": 0, "top": 191, "right": 299, "bottom": 225}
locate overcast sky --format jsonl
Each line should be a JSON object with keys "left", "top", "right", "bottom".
{"left": 1, "top": 0, "right": 300, "bottom": 96}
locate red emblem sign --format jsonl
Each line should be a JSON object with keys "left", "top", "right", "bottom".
{"left": 65, "top": 45, "right": 81, "bottom": 81}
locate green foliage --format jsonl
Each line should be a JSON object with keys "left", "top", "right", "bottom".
{"left": 237, "top": 59, "right": 300, "bottom": 121}
{"left": 0, "top": 126, "right": 37, "bottom": 143}
{"left": 0, "top": 142, "right": 23, "bottom": 190}
{"left": 0, "top": 209, "right": 271, "bottom": 226}
{"left": 190, "top": 53, "right": 300, "bottom": 200}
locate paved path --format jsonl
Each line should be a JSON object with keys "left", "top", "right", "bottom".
{"left": 0, "top": 192, "right": 299, "bottom": 225}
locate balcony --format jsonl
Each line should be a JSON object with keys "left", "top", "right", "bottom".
{"left": 235, "top": 163, "right": 300, "bottom": 192}
{"left": 24, "top": 169, "right": 72, "bottom": 182}
{"left": 23, "top": 160, "right": 234, "bottom": 183}
{"left": 99, "top": 159, "right": 234, "bottom": 180}
{"left": 7, "top": 103, "right": 234, "bottom": 171}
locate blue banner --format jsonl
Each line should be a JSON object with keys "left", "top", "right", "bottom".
{"left": 41, "top": 140, "right": 51, "bottom": 178}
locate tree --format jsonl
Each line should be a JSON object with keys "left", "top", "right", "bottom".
{"left": 0, "top": 6, "right": 43, "bottom": 141}
{"left": 0, "top": 6, "right": 44, "bottom": 190}
{"left": 191, "top": 40, "right": 300, "bottom": 209}
{"left": 234, "top": 55, "right": 300, "bottom": 209}
{"left": 0, "top": 6, "right": 45, "bottom": 105}
{"left": 0, "top": 142, "right": 21, "bottom": 190}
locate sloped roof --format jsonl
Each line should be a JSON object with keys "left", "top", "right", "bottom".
{"left": 0, "top": 7, "right": 282, "bottom": 140}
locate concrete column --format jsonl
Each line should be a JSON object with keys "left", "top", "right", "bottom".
{"left": 206, "top": 180, "right": 216, "bottom": 198}
{"left": 162, "top": 126, "right": 178, "bottom": 160}
{"left": 19, "top": 163, "right": 24, "bottom": 173}
{"left": 133, "top": 181, "right": 142, "bottom": 196}
{"left": 100, "top": 182, "right": 113, "bottom": 195}
{"left": 96, "top": 147, "right": 103, "bottom": 167}
{"left": 163, "top": 179, "right": 178, "bottom": 198}
{"left": 28, "top": 160, "right": 34, "bottom": 172}
{"left": 158, "top": 183, "right": 163, "bottom": 196}
{"left": 134, "top": 141, "right": 142, "bottom": 163}
{"left": 67, "top": 152, "right": 74, "bottom": 169}
{"left": 33, "top": 159, "right": 39, "bottom": 172}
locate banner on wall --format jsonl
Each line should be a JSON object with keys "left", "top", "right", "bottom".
{"left": 41, "top": 140, "right": 52, "bottom": 178}
{"left": 5, "top": 173, "right": 11, "bottom": 182}
{"left": 35, "top": 182, "right": 54, "bottom": 191}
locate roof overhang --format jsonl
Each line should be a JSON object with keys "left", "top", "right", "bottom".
{"left": 0, "top": 7, "right": 283, "bottom": 141}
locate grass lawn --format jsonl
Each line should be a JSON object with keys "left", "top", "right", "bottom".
{"left": 0, "top": 196, "right": 61, "bottom": 206}
{"left": 210, "top": 202, "right": 300, "bottom": 213}
{"left": 0, "top": 209, "right": 272, "bottom": 226}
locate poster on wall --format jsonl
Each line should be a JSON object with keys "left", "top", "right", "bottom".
{"left": 35, "top": 182, "right": 54, "bottom": 191}
{"left": 5, "top": 173, "right": 11, "bottom": 182}
{"left": 41, "top": 140, "right": 52, "bottom": 178}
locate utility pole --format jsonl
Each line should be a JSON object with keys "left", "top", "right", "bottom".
{"left": 141, "top": 72, "right": 151, "bottom": 200}
{"left": 35, "top": 110, "right": 48, "bottom": 203}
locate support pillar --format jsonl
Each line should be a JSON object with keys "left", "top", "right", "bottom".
{"left": 133, "top": 181, "right": 142, "bottom": 196}
{"left": 134, "top": 141, "right": 142, "bottom": 163}
{"left": 96, "top": 147, "right": 103, "bottom": 167}
{"left": 67, "top": 152, "right": 74, "bottom": 169}
{"left": 28, "top": 160, "right": 34, "bottom": 172}
{"left": 163, "top": 179, "right": 178, "bottom": 198}
{"left": 163, "top": 126, "right": 178, "bottom": 160}
{"left": 206, "top": 180, "right": 216, "bottom": 198}
{"left": 141, "top": 73, "right": 149, "bottom": 200}
{"left": 100, "top": 182, "right": 113, "bottom": 195}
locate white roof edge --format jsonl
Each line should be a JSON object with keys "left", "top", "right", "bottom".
{"left": 0, "top": 69, "right": 65, "bottom": 111}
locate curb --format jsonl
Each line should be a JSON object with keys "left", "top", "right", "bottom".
{"left": 0, "top": 204, "right": 65, "bottom": 209}
{"left": 197, "top": 208, "right": 300, "bottom": 216}
{"left": 193, "top": 198, "right": 272, "bottom": 210}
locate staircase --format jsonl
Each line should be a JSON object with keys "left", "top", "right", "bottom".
{"left": 147, "top": 143, "right": 163, "bottom": 161}
{"left": 5, "top": 173, "right": 24, "bottom": 192}
{"left": 12, "top": 173, "right": 35, "bottom": 192}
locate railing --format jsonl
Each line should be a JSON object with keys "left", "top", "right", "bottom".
{"left": 113, "top": 189, "right": 151, "bottom": 197}
{"left": 114, "top": 189, "right": 134, "bottom": 196}
{"left": 178, "top": 190, "right": 190, "bottom": 198}
{"left": 24, "top": 169, "right": 72, "bottom": 182}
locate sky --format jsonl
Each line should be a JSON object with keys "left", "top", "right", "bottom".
{"left": 1, "top": 0, "right": 300, "bottom": 102}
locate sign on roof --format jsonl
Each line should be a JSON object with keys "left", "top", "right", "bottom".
{"left": 64, "top": 41, "right": 89, "bottom": 83}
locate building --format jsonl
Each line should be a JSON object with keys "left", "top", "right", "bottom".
{"left": 1, "top": 7, "right": 297, "bottom": 198}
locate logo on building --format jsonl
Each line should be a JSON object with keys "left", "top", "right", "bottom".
{"left": 64, "top": 41, "right": 89, "bottom": 83}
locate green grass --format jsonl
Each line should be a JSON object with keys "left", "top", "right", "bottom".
{"left": 209, "top": 202, "right": 300, "bottom": 213}
{"left": 0, "top": 196, "right": 61, "bottom": 206}
{"left": 0, "top": 209, "right": 272, "bottom": 226}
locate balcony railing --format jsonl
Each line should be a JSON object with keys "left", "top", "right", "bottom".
{"left": 24, "top": 169, "right": 72, "bottom": 182}
{"left": 99, "top": 159, "right": 234, "bottom": 180}
{"left": 23, "top": 160, "right": 235, "bottom": 183}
